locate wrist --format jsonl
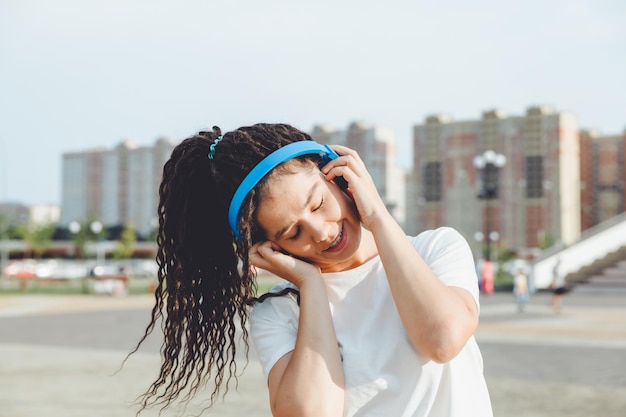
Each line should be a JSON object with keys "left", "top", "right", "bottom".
{"left": 296, "top": 272, "right": 327, "bottom": 293}
{"left": 364, "top": 210, "right": 397, "bottom": 234}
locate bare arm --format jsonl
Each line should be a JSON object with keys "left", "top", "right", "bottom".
{"left": 251, "top": 243, "right": 344, "bottom": 417}
{"left": 367, "top": 213, "right": 478, "bottom": 363}
{"left": 323, "top": 145, "right": 478, "bottom": 363}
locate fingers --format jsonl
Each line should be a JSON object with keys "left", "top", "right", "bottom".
{"left": 250, "top": 241, "right": 298, "bottom": 271}
{"left": 321, "top": 144, "right": 389, "bottom": 228}
{"left": 249, "top": 242, "right": 275, "bottom": 268}
{"left": 251, "top": 241, "right": 280, "bottom": 261}
{"left": 328, "top": 144, "right": 359, "bottom": 159}
{"left": 321, "top": 145, "right": 370, "bottom": 189}
{"left": 325, "top": 145, "right": 366, "bottom": 171}
{"left": 249, "top": 241, "right": 321, "bottom": 287}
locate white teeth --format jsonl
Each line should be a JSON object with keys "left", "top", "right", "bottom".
{"left": 328, "top": 230, "right": 342, "bottom": 250}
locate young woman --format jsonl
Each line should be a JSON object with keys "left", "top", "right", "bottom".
{"left": 133, "top": 123, "right": 492, "bottom": 416}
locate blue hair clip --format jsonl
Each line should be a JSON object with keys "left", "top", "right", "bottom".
{"left": 208, "top": 136, "right": 223, "bottom": 160}
{"left": 228, "top": 141, "right": 343, "bottom": 240}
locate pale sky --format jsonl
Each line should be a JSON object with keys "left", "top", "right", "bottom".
{"left": 1, "top": 0, "right": 625, "bottom": 205}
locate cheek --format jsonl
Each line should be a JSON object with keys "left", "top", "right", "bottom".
{"left": 334, "top": 189, "right": 357, "bottom": 218}
{"left": 278, "top": 242, "right": 315, "bottom": 261}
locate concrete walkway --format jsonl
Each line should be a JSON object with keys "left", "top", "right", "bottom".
{"left": 0, "top": 291, "right": 625, "bottom": 417}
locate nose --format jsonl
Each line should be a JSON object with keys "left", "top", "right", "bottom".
{"left": 308, "top": 218, "right": 331, "bottom": 243}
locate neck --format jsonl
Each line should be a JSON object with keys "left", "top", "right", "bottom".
{"left": 357, "top": 227, "right": 379, "bottom": 262}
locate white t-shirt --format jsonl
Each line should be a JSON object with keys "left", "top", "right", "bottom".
{"left": 250, "top": 227, "right": 493, "bottom": 417}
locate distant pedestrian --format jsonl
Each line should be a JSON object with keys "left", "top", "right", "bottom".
{"left": 513, "top": 268, "right": 529, "bottom": 312}
{"left": 550, "top": 259, "right": 566, "bottom": 313}
{"left": 481, "top": 260, "right": 495, "bottom": 294}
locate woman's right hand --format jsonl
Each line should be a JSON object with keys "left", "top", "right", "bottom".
{"left": 248, "top": 234, "right": 344, "bottom": 414}
{"left": 249, "top": 241, "right": 322, "bottom": 288}
{"left": 253, "top": 239, "right": 345, "bottom": 417}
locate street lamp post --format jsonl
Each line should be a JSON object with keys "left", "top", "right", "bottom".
{"left": 68, "top": 221, "right": 82, "bottom": 259}
{"left": 89, "top": 221, "right": 104, "bottom": 266}
{"left": 473, "top": 150, "right": 507, "bottom": 260}
{"left": 69, "top": 220, "right": 105, "bottom": 294}
{"left": 473, "top": 150, "right": 506, "bottom": 293}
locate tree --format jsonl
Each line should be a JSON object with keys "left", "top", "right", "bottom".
{"left": 112, "top": 224, "right": 136, "bottom": 260}
{"left": 538, "top": 231, "right": 556, "bottom": 250}
{"left": 0, "top": 214, "right": 8, "bottom": 242}
{"left": 0, "top": 214, "right": 9, "bottom": 276}
{"left": 18, "top": 222, "right": 56, "bottom": 259}
{"left": 68, "top": 216, "right": 107, "bottom": 259}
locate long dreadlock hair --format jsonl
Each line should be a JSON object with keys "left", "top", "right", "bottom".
{"left": 129, "top": 123, "right": 321, "bottom": 413}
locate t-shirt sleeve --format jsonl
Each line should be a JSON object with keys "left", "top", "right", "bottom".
{"left": 249, "top": 283, "right": 300, "bottom": 379}
{"left": 409, "top": 227, "right": 480, "bottom": 310}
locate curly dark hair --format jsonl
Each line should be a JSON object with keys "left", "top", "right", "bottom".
{"left": 129, "top": 123, "right": 321, "bottom": 413}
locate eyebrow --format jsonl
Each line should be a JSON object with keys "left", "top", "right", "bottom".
{"left": 274, "top": 182, "right": 321, "bottom": 241}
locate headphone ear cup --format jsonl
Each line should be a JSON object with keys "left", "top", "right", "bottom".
{"left": 334, "top": 176, "right": 349, "bottom": 190}
{"left": 320, "top": 145, "right": 347, "bottom": 190}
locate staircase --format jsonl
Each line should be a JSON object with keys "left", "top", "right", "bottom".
{"left": 531, "top": 212, "right": 626, "bottom": 290}
{"left": 572, "top": 256, "right": 626, "bottom": 293}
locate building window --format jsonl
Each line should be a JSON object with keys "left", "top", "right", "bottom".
{"left": 423, "top": 162, "right": 442, "bottom": 202}
{"left": 526, "top": 156, "right": 543, "bottom": 198}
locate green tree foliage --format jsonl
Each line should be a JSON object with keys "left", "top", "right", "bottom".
{"left": 112, "top": 224, "right": 136, "bottom": 260}
{"left": 538, "top": 231, "right": 556, "bottom": 250}
{"left": 0, "top": 213, "right": 23, "bottom": 240}
{"left": 69, "top": 216, "right": 107, "bottom": 259}
{"left": 147, "top": 224, "right": 158, "bottom": 243}
{"left": 0, "top": 213, "right": 8, "bottom": 240}
{"left": 496, "top": 248, "right": 516, "bottom": 264}
{"left": 69, "top": 224, "right": 89, "bottom": 259}
{"left": 495, "top": 248, "right": 516, "bottom": 286}
{"left": 17, "top": 222, "right": 56, "bottom": 258}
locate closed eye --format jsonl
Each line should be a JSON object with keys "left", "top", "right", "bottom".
{"left": 288, "top": 226, "right": 301, "bottom": 240}
{"left": 288, "top": 198, "right": 322, "bottom": 240}
{"left": 313, "top": 197, "right": 324, "bottom": 212}
{"left": 274, "top": 184, "right": 323, "bottom": 241}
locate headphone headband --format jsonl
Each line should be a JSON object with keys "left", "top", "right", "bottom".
{"left": 228, "top": 141, "right": 339, "bottom": 240}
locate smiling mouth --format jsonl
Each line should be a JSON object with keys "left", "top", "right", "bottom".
{"left": 325, "top": 226, "right": 345, "bottom": 252}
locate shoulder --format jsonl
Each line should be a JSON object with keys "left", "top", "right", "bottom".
{"left": 250, "top": 281, "right": 299, "bottom": 321}
{"left": 409, "top": 226, "right": 464, "bottom": 243}
{"left": 249, "top": 281, "right": 301, "bottom": 379}
{"left": 408, "top": 227, "right": 470, "bottom": 256}
{"left": 408, "top": 227, "right": 479, "bottom": 298}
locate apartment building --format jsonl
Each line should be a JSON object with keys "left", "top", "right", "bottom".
{"left": 0, "top": 202, "right": 30, "bottom": 226}
{"left": 60, "top": 138, "right": 177, "bottom": 237}
{"left": 310, "top": 121, "right": 407, "bottom": 228}
{"left": 58, "top": 113, "right": 623, "bottom": 252}
{"left": 580, "top": 129, "right": 626, "bottom": 231}
{"left": 407, "top": 106, "right": 581, "bottom": 258}
{"left": 62, "top": 123, "right": 407, "bottom": 237}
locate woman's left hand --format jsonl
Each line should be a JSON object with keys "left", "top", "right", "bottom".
{"left": 321, "top": 144, "right": 389, "bottom": 229}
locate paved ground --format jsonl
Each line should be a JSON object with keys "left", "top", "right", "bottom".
{"left": 0, "top": 290, "right": 625, "bottom": 417}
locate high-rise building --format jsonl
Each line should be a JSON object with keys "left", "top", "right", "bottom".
{"left": 29, "top": 205, "right": 60, "bottom": 225}
{"left": 580, "top": 129, "right": 626, "bottom": 231}
{"left": 310, "top": 121, "right": 407, "bottom": 228}
{"left": 0, "top": 203, "right": 59, "bottom": 228}
{"left": 408, "top": 106, "right": 580, "bottom": 258}
{"left": 61, "top": 138, "right": 177, "bottom": 237}
{"left": 0, "top": 202, "right": 30, "bottom": 226}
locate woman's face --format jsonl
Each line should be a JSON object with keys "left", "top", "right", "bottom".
{"left": 254, "top": 164, "right": 366, "bottom": 273}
